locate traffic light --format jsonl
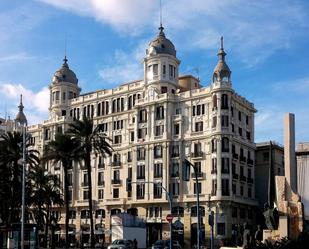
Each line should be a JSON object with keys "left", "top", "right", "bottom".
{"left": 182, "top": 159, "right": 191, "bottom": 181}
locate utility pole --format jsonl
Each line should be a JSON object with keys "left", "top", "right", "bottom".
{"left": 183, "top": 159, "right": 201, "bottom": 249}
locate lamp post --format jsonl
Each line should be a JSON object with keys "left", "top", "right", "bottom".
{"left": 15, "top": 94, "right": 28, "bottom": 249}
{"left": 183, "top": 159, "right": 201, "bottom": 249}
{"left": 21, "top": 124, "right": 26, "bottom": 249}
{"left": 130, "top": 181, "right": 173, "bottom": 249}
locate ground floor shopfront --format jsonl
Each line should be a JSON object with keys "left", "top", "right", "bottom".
{"left": 51, "top": 200, "right": 256, "bottom": 248}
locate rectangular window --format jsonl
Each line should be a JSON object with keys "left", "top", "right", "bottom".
{"left": 137, "top": 147, "right": 146, "bottom": 160}
{"left": 238, "top": 111, "right": 242, "bottom": 121}
{"left": 154, "top": 163, "right": 163, "bottom": 178}
{"left": 137, "top": 165, "right": 145, "bottom": 179}
{"left": 136, "top": 183, "right": 145, "bottom": 199}
{"left": 98, "top": 172, "right": 104, "bottom": 186}
{"left": 194, "top": 182, "right": 202, "bottom": 194}
{"left": 127, "top": 151, "right": 132, "bottom": 162}
{"left": 174, "top": 123, "right": 180, "bottom": 135}
{"left": 169, "top": 65, "right": 173, "bottom": 77}
{"left": 171, "top": 162, "right": 179, "bottom": 177}
{"left": 232, "top": 183, "right": 236, "bottom": 195}
{"left": 246, "top": 131, "right": 251, "bottom": 140}
{"left": 221, "top": 115, "right": 229, "bottom": 127}
{"left": 232, "top": 207, "right": 237, "bottom": 218}
{"left": 68, "top": 173, "right": 73, "bottom": 186}
{"left": 212, "top": 116, "right": 217, "bottom": 128}
{"left": 138, "top": 128, "right": 147, "bottom": 139}
{"left": 113, "top": 188, "right": 119, "bottom": 198}
{"left": 114, "top": 135, "right": 122, "bottom": 144}
{"left": 222, "top": 158, "right": 230, "bottom": 173}
{"left": 217, "top": 223, "right": 226, "bottom": 236}
{"left": 154, "top": 145, "right": 163, "bottom": 158}
{"left": 153, "top": 64, "right": 158, "bottom": 75}
{"left": 139, "top": 109, "right": 147, "bottom": 122}
{"left": 156, "top": 106, "right": 164, "bottom": 119}
{"left": 83, "top": 190, "right": 89, "bottom": 200}
{"left": 171, "top": 145, "right": 180, "bottom": 157}
{"left": 222, "top": 179, "right": 229, "bottom": 196}
{"left": 212, "top": 180, "right": 217, "bottom": 196}
{"left": 155, "top": 125, "right": 164, "bottom": 136}
{"left": 195, "top": 121, "right": 203, "bottom": 132}
{"left": 153, "top": 182, "right": 162, "bottom": 198}
{"left": 172, "top": 182, "right": 179, "bottom": 196}
{"left": 239, "top": 127, "right": 243, "bottom": 137}
{"left": 163, "top": 65, "right": 166, "bottom": 75}
{"left": 98, "top": 189, "right": 104, "bottom": 199}
{"left": 130, "top": 131, "right": 134, "bottom": 142}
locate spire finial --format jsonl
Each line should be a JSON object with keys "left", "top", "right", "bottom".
{"left": 158, "top": 0, "right": 165, "bottom": 36}
{"left": 160, "top": 0, "right": 163, "bottom": 28}
{"left": 19, "top": 94, "right": 24, "bottom": 109}
{"left": 221, "top": 36, "right": 224, "bottom": 50}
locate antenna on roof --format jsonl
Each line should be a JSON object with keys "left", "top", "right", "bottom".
{"left": 64, "top": 32, "right": 67, "bottom": 58}
{"left": 160, "top": 0, "right": 163, "bottom": 27}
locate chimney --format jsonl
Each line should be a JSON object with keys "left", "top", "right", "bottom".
{"left": 284, "top": 113, "right": 297, "bottom": 193}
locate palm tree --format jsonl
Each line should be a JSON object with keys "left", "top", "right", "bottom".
{"left": 28, "top": 165, "right": 63, "bottom": 247}
{"left": 42, "top": 133, "right": 83, "bottom": 248}
{"left": 68, "top": 116, "right": 112, "bottom": 248}
{"left": 0, "top": 131, "right": 39, "bottom": 224}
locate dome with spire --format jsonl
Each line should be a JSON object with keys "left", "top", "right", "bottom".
{"left": 52, "top": 56, "right": 78, "bottom": 85}
{"left": 147, "top": 26, "right": 176, "bottom": 57}
{"left": 15, "top": 94, "right": 27, "bottom": 126}
{"left": 213, "top": 37, "right": 231, "bottom": 82}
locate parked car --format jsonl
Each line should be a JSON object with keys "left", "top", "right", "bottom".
{"left": 151, "top": 240, "right": 182, "bottom": 249}
{"left": 107, "top": 239, "right": 133, "bottom": 249}
{"left": 151, "top": 240, "right": 165, "bottom": 249}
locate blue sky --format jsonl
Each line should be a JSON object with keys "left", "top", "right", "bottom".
{"left": 0, "top": 0, "right": 308, "bottom": 144}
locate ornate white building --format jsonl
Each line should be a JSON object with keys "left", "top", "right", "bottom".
{"left": 28, "top": 26, "right": 257, "bottom": 247}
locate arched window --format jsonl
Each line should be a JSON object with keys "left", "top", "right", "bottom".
{"left": 172, "top": 206, "right": 184, "bottom": 217}
{"left": 222, "top": 137, "right": 229, "bottom": 152}
{"left": 190, "top": 206, "right": 205, "bottom": 217}
{"left": 111, "top": 208, "right": 121, "bottom": 215}
{"left": 80, "top": 209, "right": 90, "bottom": 219}
{"left": 127, "top": 208, "right": 138, "bottom": 216}
{"left": 95, "top": 209, "right": 105, "bottom": 218}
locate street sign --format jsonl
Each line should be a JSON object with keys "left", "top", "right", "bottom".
{"left": 166, "top": 214, "right": 173, "bottom": 223}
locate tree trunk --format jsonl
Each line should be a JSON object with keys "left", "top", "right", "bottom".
{"left": 45, "top": 205, "right": 50, "bottom": 248}
{"left": 86, "top": 149, "right": 95, "bottom": 248}
{"left": 63, "top": 162, "right": 70, "bottom": 248}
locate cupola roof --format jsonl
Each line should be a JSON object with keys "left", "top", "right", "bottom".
{"left": 148, "top": 25, "right": 176, "bottom": 57}
{"left": 52, "top": 56, "right": 78, "bottom": 85}
{"left": 15, "top": 94, "right": 27, "bottom": 126}
{"left": 213, "top": 37, "right": 231, "bottom": 76}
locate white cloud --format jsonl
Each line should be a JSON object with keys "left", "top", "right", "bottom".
{"left": 38, "top": 0, "right": 308, "bottom": 66}
{"left": 98, "top": 40, "right": 148, "bottom": 85}
{"left": 0, "top": 83, "right": 49, "bottom": 124}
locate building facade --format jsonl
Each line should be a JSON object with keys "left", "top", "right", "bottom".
{"left": 296, "top": 142, "right": 309, "bottom": 231}
{"left": 28, "top": 27, "right": 257, "bottom": 247}
{"left": 255, "top": 141, "right": 285, "bottom": 211}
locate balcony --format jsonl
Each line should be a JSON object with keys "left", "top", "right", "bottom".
{"left": 137, "top": 156, "right": 145, "bottom": 161}
{"left": 191, "top": 172, "right": 204, "bottom": 178}
{"left": 240, "top": 175, "right": 247, "bottom": 182}
{"left": 112, "top": 161, "right": 121, "bottom": 167}
{"left": 111, "top": 179, "right": 122, "bottom": 185}
{"left": 191, "top": 151, "right": 203, "bottom": 158}
{"left": 247, "top": 158, "right": 254, "bottom": 165}
{"left": 247, "top": 177, "right": 254, "bottom": 184}
{"left": 137, "top": 175, "right": 145, "bottom": 180}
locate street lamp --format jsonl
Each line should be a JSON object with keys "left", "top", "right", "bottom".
{"left": 129, "top": 180, "right": 173, "bottom": 249}
{"left": 183, "top": 159, "right": 201, "bottom": 249}
{"left": 15, "top": 94, "right": 27, "bottom": 249}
